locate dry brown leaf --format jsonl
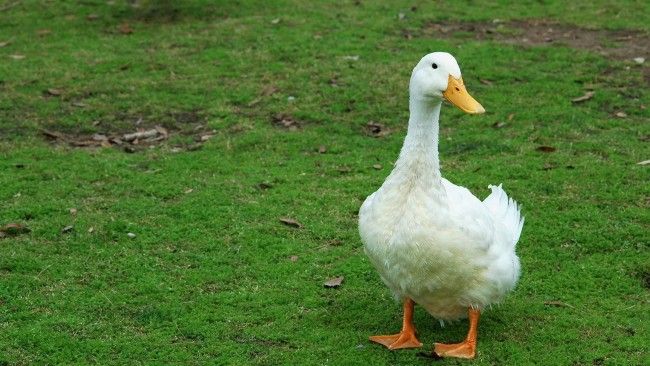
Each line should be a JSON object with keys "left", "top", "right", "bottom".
{"left": 614, "top": 111, "right": 627, "bottom": 118}
{"left": 289, "top": 255, "right": 299, "bottom": 262}
{"left": 0, "top": 223, "right": 30, "bottom": 238}
{"left": 9, "top": 54, "right": 25, "bottom": 60}
{"left": 372, "top": 164, "right": 382, "bottom": 170}
{"left": 571, "top": 91, "right": 594, "bottom": 103}
{"left": 318, "top": 145, "right": 327, "bottom": 154}
{"left": 119, "top": 23, "right": 133, "bottom": 34}
{"left": 272, "top": 114, "right": 300, "bottom": 130}
{"left": 37, "top": 29, "right": 51, "bottom": 37}
{"left": 46, "top": 88, "right": 62, "bottom": 96}
{"left": 87, "top": 14, "right": 99, "bottom": 21}
{"left": 479, "top": 78, "right": 493, "bottom": 86}
{"left": 69, "top": 208, "right": 78, "bottom": 215}
{"left": 0, "top": 41, "right": 10, "bottom": 48}
{"left": 544, "top": 300, "right": 574, "bottom": 308}
{"left": 536, "top": 146, "right": 557, "bottom": 153}
{"left": 507, "top": 113, "right": 515, "bottom": 121}
{"left": 261, "top": 85, "right": 279, "bottom": 96}
{"left": 365, "top": 122, "right": 391, "bottom": 137}
{"left": 324, "top": 276, "right": 344, "bottom": 288}
{"left": 279, "top": 217, "right": 303, "bottom": 228}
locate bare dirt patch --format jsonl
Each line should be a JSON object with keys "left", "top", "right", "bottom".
{"left": 422, "top": 19, "right": 649, "bottom": 61}
{"left": 41, "top": 110, "right": 213, "bottom": 153}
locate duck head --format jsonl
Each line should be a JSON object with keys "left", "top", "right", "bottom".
{"left": 409, "top": 52, "right": 485, "bottom": 114}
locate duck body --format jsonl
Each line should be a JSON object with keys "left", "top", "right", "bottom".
{"left": 359, "top": 53, "right": 523, "bottom": 326}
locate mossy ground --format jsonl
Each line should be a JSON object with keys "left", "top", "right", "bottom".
{"left": 1, "top": 1, "right": 648, "bottom": 365}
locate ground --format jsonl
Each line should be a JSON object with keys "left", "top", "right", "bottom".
{"left": 1, "top": 1, "right": 649, "bottom": 365}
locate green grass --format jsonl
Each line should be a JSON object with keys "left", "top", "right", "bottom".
{"left": 1, "top": 1, "right": 649, "bottom": 365}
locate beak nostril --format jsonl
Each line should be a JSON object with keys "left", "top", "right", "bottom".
{"left": 455, "top": 87, "right": 460, "bottom": 92}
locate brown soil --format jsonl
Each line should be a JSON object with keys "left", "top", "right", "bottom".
{"left": 422, "top": 19, "right": 649, "bottom": 61}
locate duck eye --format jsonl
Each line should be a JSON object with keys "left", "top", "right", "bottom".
{"left": 432, "top": 63, "right": 438, "bottom": 69}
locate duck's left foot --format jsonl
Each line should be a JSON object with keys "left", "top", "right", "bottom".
{"left": 433, "top": 341, "right": 476, "bottom": 359}
{"left": 370, "top": 332, "right": 422, "bottom": 350}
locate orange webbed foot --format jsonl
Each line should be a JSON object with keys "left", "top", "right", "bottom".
{"left": 370, "top": 332, "right": 423, "bottom": 350}
{"left": 433, "top": 341, "right": 476, "bottom": 359}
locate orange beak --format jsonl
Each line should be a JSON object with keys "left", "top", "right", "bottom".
{"left": 442, "top": 75, "right": 485, "bottom": 114}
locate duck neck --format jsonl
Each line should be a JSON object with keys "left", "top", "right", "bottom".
{"left": 394, "top": 97, "right": 442, "bottom": 181}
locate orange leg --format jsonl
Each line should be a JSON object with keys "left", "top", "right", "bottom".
{"left": 433, "top": 308, "right": 480, "bottom": 359}
{"left": 369, "top": 298, "right": 423, "bottom": 350}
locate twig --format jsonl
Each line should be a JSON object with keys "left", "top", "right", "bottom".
{"left": 0, "top": 1, "right": 21, "bottom": 12}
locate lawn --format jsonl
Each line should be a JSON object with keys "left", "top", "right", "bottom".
{"left": 1, "top": 1, "right": 649, "bottom": 365}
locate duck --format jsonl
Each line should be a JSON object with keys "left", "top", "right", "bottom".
{"left": 358, "top": 52, "right": 524, "bottom": 359}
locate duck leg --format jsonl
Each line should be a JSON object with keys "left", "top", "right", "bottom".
{"left": 433, "top": 308, "right": 480, "bottom": 359}
{"left": 369, "top": 297, "right": 423, "bottom": 349}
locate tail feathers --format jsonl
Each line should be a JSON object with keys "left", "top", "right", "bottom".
{"left": 483, "top": 184, "right": 524, "bottom": 247}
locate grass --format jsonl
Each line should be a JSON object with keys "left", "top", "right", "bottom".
{"left": 1, "top": 1, "right": 649, "bottom": 365}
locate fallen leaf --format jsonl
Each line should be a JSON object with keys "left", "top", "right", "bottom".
{"left": 633, "top": 57, "right": 645, "bottom": 64}
{"left": 571, "top": 91, "right": 594, "bottom": 103}
{"left": 62, "top": 225, "right": 74, "bottom": 233}
{"left": 279, "top": 217, "right": 303, "bottom": 228}
{"left": 86, "top": 14, "right": 99, "bottom": 21}
{"left": 492, "top": 121, "right": 506, "bottom": 128}
{"left": 261, "top": 85, "right": 279, "bottom": 96}
{"left": 258, "top": 182, "right": 273, "bottom": 190}
{"left": 272, "top": 114, "right": 300, "bottom": 130}
{"left": 324, "top": 276, "right": 344, "bottom": 288}
{"left": 365, "top": 122, "right": 391, "bottom": 137}
{"left": 247, "top": 97, "right": 261, "bottom": 107}
{"left": 72, "top": 101, "right": 87, "bottom": 108}
{"left": 507, "top": 113, "right": 515, "bottom": 121}
{"left": 271, "top": 18, "right": 280, "bottom": 24}
{"left": 536, "top": 146, "right": 557, "bottom": 153}
{"left": 636, "top": 160, "right": 650, "bottom": 165}
{"left": 200, "top": 134, "right": 214, "bottom": 142}
{"left": 342, "top": 55, "right": 359, "bottom": 61}
{"left": 544, "top": 300, "right": 574, "bottom": 308}
{"left": 127, "top": 232, "right": 136, "bottom": 238}
{"left": 318, "top": 145, "right": 327, "bottom": 154}
{"left": 69, "top": 208, "right": 77, "bottom": 215}
{"left": 37, "top": 29, "right": 51, "bottom": 37}
{"left": 479, "top": 78, "right": 493, "bottom": 86}
{"left": 337, "top": 166, "right": 352, "bottom": 173}
{"left": 614, "top": 111, "right": 627, "bottom": 118}
{"left": 0, "top": 40, "right": 10, "bottom": 48}
{"left": 45, "top": 88, "right": 63, "bottom": 96}
{"left": 184, "top": 188, "right": 193, "bottom": 194}
{"left": 119, "top": 23, "right": 133, "bottom": 34}
{"left": 88, "top": 227, "right": 94, "bottom": 233}
{"left": 9, "top": 54, "right": 25, "bottom": 60}
{"left": 398, "top": 12, "right": 405, "bottom": 20}
{"left": 372, "top": 164, "right": 382, "bottom": 170}
{"left": 0, "top": 223, "right": 30, "bottom": 238}
{"left": 289, "top": 255, "right": 299, "bottom": 262}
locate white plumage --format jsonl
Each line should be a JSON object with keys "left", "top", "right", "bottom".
{"left": 359, "top": 52, "right": 524, "bottom": 327}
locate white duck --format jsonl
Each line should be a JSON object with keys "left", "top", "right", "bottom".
{"left": 359, "top": 52, "right": 524, "bottom": 359}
